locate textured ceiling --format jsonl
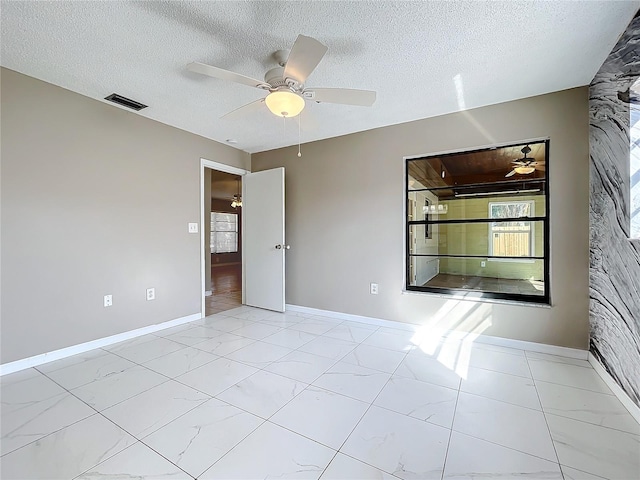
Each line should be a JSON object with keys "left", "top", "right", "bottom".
{"left": 1, "top": 1, "right": 637, "bottom": 153}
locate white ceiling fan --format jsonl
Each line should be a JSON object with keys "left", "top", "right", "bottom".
{"left": 187, "top": 34, "right": 376, "bottom": 120}
{"left": 505, "top": 145, "right": 546, "bottom": 177}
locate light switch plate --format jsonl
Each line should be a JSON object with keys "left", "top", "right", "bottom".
{"left": 188, "top": 223, "right": 198, "bottom": 233}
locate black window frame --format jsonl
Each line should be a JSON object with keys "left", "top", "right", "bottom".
{"left": 405, "top": 140, "right": 551, "bottom": 305}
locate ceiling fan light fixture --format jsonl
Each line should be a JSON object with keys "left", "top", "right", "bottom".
{"left": 514, "top": 166, "right": 535, "bottom": 175}
{"left": 231, "top": 194, "right": 242, "bottom": 208}
{"left": 231, "top": 178, "right": 242, "bottom": 208}
{"left": 265, "top": 90, "right": 305, "bottom": 117}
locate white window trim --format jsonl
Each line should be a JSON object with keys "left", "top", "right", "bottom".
{"left": 487, "top": 200, "right": 535, "bottom": 263}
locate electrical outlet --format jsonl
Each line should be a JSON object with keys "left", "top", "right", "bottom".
{"left": 188, "top": 223, "right": 198, "bottom": 233}
{"left": 370, "top": 283, "right": 379, "bottom": 295}
{"left": 481, "top": 261, "right": 486, "bottom": 267}
{"left": 104, "top": 294, "right": 113, "bottom": 307}
{"left": 146, "top": 288, "right": 155, "bottom": 301}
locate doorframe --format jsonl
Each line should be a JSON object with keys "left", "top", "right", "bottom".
{"left": 200, "top": 158, "right": 250, "bottom": 318}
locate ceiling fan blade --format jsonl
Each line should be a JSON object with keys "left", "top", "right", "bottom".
{"left": 187, "top": 62, "right": 269, "bottom": 89}
{"left": 505, "top": 169, "right": 517, "bottom": 178}
{"left": 305, "top": 88, "right": 376, "bottom": 106}
{"left": 221, "top": 98, "right": 266, "bottom": 120}
{"left": 283, "top": 35, "right": 328, "bottom": 85}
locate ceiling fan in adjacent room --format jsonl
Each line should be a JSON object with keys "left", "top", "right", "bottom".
{"left": 186, "top": 34, "right": 376, "bottom": 120}
{"left": 505, "top": 145, "right": 545, "bottom": 177}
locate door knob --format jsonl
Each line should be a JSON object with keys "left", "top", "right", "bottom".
{"left": 275, "top": 244, "right": 291, "bottom": 250}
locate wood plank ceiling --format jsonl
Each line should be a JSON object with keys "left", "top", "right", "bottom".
{"left": 408, "top": 142, "right": 546, "bottom": 198}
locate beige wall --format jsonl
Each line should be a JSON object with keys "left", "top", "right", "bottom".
{"left": 252, "top": 87, "right": 590, "bottom": 349}
{"left": 0, "top": 68, "right": 250, "bottom": 363}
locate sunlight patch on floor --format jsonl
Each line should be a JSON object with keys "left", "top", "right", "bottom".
{"left": 409, "top": 299, "right": 493, "bottom": 379}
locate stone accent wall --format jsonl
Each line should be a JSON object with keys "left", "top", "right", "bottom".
{"left": 589, "top": 12, "right": 640, "bottom": 408}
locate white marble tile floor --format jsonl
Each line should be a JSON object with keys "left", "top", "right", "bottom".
{"left": 270, "top": 386, "right": 369, "bottom": 450}
{"left": 1, "top": 306, "right": 638, "bottom": 479}
{"left": 312, "top": 361, "right": 390, "bottom": 403}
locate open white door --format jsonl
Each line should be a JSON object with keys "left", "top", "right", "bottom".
{"left": 243, "top": 167, "right": 286, "bottom": 312}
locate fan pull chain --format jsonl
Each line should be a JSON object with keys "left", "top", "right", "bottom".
{"left": 297, "top": 114, "right": 302, "bottom": 157}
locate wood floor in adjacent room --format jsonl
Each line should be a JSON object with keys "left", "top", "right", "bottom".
{"left": 1, "top": 306, "right": 638, "bottom": 479}
{"left": 205, "top": 264, "right": 242, "bottom": 316}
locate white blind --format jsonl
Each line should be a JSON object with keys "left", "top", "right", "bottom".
{"left": 211, "top": 212, "right": 238, "bottom": 253}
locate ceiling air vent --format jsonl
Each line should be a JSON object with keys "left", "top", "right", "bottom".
{"left": 104, "top": 93, "right": 148, "bottom": 111}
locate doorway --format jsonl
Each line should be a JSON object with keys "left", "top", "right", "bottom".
{"left": 201, "top": 160, "right": 287, "bottom": 316}
{"left": 201, "top": 159, "right": 249, "bottom": 317}
{"left": 206, "top": 170, "right": 242, "bottom": 315}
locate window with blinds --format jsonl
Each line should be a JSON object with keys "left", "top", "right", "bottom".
{"left": 211, "top": 212, "right": 238, "bottom": 253}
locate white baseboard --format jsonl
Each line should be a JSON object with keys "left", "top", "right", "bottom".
{"left": 287, "top": 304, "right": 418, "bottom": 331}
{"left": 286, "top": 304, "right": 588, "bottom": 360}
{"left": 588, "top": 353, "right": 640, "bottom": 424}
{"left": 470, "top": 334, "right": 588, "bottom": 360}
{"left": 0, "top": 312, "right": 202, "bottom": 376}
